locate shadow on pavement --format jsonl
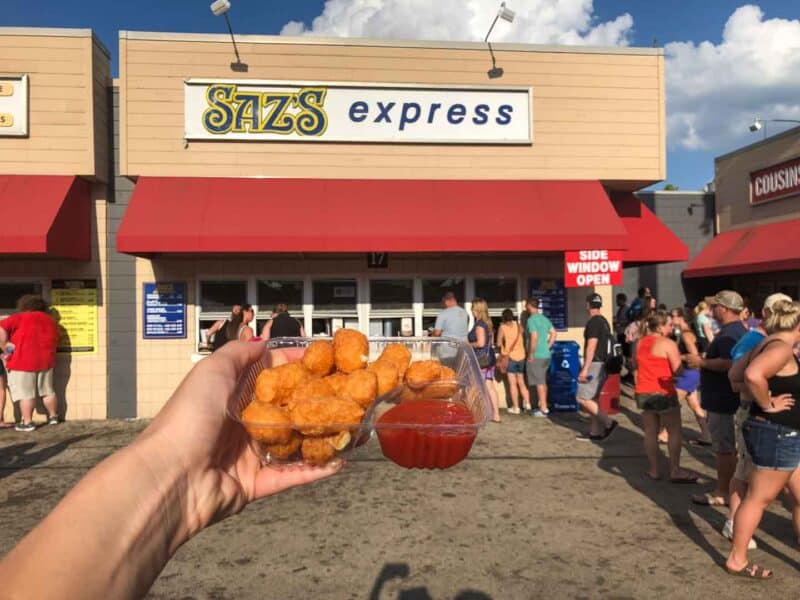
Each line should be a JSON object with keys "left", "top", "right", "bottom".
{"left": 368, "top": 563, "right": 491, "bottom": 600}
{"left": 0, "top": 434, "right": 92, "bottom": 480}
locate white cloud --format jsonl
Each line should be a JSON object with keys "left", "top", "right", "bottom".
{"left": 666, "top": 5, "right": 800, "bottom": 151}
{"left": 281, "top": 0, "right": 633, "bottom": 47}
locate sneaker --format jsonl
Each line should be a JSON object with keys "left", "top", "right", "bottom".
{"left": 47, "top": 416, "right": 60, "bottom": 425}
{"left": 576, "top": 432, "right": 602, "bottom": 442}
{"left": 15, "top": 422, "right": 36, "bottom": 432}
{"left": 507, "top": 407, "right": 521, "bottom": 415}
{"left": 722, "top": 519, "right": 758, "bottom": 550}
{"left": 597, "top": 420, "right": 619, "bottom": 441}
{"left": 531, "top": 409, "right": 549, "bottom": 418}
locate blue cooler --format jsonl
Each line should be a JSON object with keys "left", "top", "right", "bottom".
{"left": 547, "top": 341, "right": 580, "bottom": 412}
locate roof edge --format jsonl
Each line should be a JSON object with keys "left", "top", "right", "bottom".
{"left": 119, "top": 30, "right": 664, "bottom": 56}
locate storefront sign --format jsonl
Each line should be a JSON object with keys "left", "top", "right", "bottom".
{"left": 143, "top": 282, "right": 187, "bottom": 339}
{"left": 564, "top": 250, "right": 623, "bottom": 287}
{"left": 51, "top": 280, "right": 98, "bottom": 353}
{"left": 0, "top": 75, "right": 29, "bottom": 137}
{"left": 528, "top": 279, "right": 567, "bottom": 331}
{"left": 750, "top": 156, "right": 800, "bottom": 205}
{"left": 184, "top": 79, "right": 531, "bottom": 144}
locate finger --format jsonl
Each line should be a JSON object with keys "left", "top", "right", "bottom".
{"left": 251, "top": 460, "right": 345, "bottom": 499}
{"left": 209, "top": 340, "right": 268, "bottom": 379}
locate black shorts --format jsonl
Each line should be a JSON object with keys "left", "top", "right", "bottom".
{"left": 0, "top": 359, "right": 6, "bottom": 379}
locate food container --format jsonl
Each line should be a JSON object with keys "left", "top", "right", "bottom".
{"left": 227, "top": 336, "right": 491, "bottom": 469}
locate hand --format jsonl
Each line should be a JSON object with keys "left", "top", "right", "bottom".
{"left": 141, "top": 341, "right": 343, "bottom": 533}
{"left": 764, "top": 393, "right": 795, "bottom": 413}
{"left": 527, "top": 356, "right": 533, "bottom": 363}
{"left": 578, "top": 371, "right": 589, "bottom": 383}
{"left": 684, "top": 354, "right": 702, "bottom": 369}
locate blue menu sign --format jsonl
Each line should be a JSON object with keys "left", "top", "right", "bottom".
{"left": 144, "top": 282, "right": 187, "bottom": 339}
{"left": 528, "top": 278, "right": 567, "bottom": 331}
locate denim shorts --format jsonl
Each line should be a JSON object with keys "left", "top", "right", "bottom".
{"left": 742, "top": 417, "right": 800, "bottom": 472}
{"left": 507, "top": 359, "right": 525, "bottom": 374}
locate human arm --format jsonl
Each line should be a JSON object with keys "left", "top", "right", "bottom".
{"left": 206, "top": 319, "right": 225, "bottom": 337}
{"left": 470, "top": 325, "right": 486, "bottom": 349}
{"left": 664, "top": 339, "right": 683, "bottom": 376}
{"left": 528, "top": 329, "right": 539, "bottom": 362}
{"left": 496, "top": 326, "right": 507, "bottom": 355}
{"left": 260, "top": 320, "right": 272, "bottom": 340}
{"left": 240, "top": 326, "right": 254, "bottom": 342}
{"left": 547, "top": 327, "right": 556, "bottom": 350}
{"left": 578, "top": 338, "right": 598, "bottom": 382}
{"left": 0, "top": 341, "right": 342, "bottom": 600}
{"left": 728, "top": 349, "right": 752, "bottom": 394}
{"left": 299, "top": 324, "right": 307, "bottom": 337}
{"left": 744, "top": 341, "right": 796, "bottom": 412}
{"left": 702, "top": 319, "right": 715, "bottom": 344}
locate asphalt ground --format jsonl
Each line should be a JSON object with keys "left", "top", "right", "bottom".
{"left": 1, "top": 389, "right": 799, "bottom": 599}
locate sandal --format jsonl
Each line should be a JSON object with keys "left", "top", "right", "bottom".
{"left": 725, "top": 562, "right": 772, "bottom": 579}
{"left": 691, "top": 492, "right": 727, "bottom": 506}
{"left": 0, "top": 421, "right": 14, "bottom": 429}
{"left": 670, "top": 473, "right": 699, "bottom": 484}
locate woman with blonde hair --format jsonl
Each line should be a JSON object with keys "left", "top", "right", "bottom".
{"left": 694, "top": 300, "right": 714, "bottom": 353}
{"left": 725, "top": 300, "right": 800, "bottom": 579}
{"left": 468, "top": 298, "right": 501, "bottom": 422}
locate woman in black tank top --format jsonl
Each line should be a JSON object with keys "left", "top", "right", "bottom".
{"left": 725, "top": 300, "right": 800, "bottom": 579}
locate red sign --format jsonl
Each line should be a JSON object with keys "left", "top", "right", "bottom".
{"left": 564, "top": 250, "right": 623, "bottom": 287}
{"left": 750, "top": 156, "right": 800, "bottom": 205}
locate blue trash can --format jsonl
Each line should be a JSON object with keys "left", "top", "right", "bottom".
{"left": 547, "top": 341, "right": 580, "bottom": 412}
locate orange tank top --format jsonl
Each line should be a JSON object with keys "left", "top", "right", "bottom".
{"left": 635, "top": 335, "right": 676, "bottom": 396}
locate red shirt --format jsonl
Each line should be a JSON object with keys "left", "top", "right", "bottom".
{"left": 635, "top": 335, "right": 676, "bottom": 396}
{"left": 0, "top": 311, "right": 60, "bottom": 372}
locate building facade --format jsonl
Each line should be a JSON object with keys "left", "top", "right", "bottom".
{"left": 2, "top": 28, "right": 686, "bottom": 419}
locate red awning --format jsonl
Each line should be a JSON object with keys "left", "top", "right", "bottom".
{"left": 683, "top": 218, "right": 800, "bottom": 278}
{"left": 610, "top": 193, "right": 688, "bottom": 264}
{"left": 117, "top": 178, "right": 629, "bottom": 255}
{"left": 0, "top": 176, "right": 91, "bottom": 260}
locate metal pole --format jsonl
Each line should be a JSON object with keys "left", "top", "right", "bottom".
{"left": 223, "top": 12, "right": 242, "bottom": 64}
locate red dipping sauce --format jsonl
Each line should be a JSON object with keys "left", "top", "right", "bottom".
{"left": 376, "top": 400, "right": 477, "bottom": 469}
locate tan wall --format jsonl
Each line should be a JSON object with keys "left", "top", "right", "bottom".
{"left": 0, "top": 28, "right": 110, "bottom": 181}
{"left": 715, "top": 130, "right": 800, "bottom": 232}
{"left": 120, "top": 33, "right": 664, "bottom": 187}
{"left": 132, "top": 253, "right": 611, "bottom": 417}
{"left": 1, "top": 182, "right": 109, "bottom": 423}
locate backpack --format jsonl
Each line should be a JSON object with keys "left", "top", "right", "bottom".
{"left": 600, "top": 317, "right": 623, "bottom": 374}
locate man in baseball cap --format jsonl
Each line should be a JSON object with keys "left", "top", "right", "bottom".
{"left": 686, "top": 290, "right": 747, "bottom": 507}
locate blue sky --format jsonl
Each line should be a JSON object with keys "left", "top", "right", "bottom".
{"left": 6, "top": 1, "right": 800, "bottom": 191}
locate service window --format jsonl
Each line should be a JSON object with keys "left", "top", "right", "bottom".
{"left": 370, "top": 279, "right": 413, "bottom": 337}
{"left": 422, "top": 277, "right": 465, "bottom": 334}
{"left": 312, "top": 279, "right": 358, "bottom": 336}
{"left": 257, "top": 279, "right": 304, "bottom": 334}
{"left": 0, "top": 282, "right": 43, "bottom": 318}
{"left": 198, "top": 280, "right": 248, "bottom": 349}
{"left": 475, "top": 277, "right": 519, "bottom": 331}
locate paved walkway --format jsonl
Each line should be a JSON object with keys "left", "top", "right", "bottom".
{"left": 1, "top": 391, "right": 798, "bottom": 599}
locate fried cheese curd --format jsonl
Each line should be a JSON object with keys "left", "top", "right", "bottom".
{"left": 404, "top": 359, "right": 444, "bottom": 387}
{"left": 367, "top": 360, "right": 400, "bottom": 396}
{"left": 290, "top": 396, "right": 365, "bottom": 436}
{"left": 265, "top": 431, "right": 303, "bottom": 460}
{"left": 240, "top": 402, "right": 293, "bottom": 444}
{"left": 323, "top": 372, "right": 349, "bottom": 396}
{"left": 333, "top": 328, "right": 369, "bottom": 373}
{"left": 273, "top": 362, "right": 311, "bottom": 407}
{"left": 402, "top": 360, "right": 460, "bottom": 399}
{"left": 424, "top": 365, "right": 459, "bottom": 399}
{"left": 301, "top": 431, "right": 352, "bottom": 465}
{"left": 377, "top": 344, "right": 412, "bottom": 377}
{"left": 289, "top": 377, "right": 336, "bottom": 412}
{"left": 343, "top": 369, "right": 379, "bottom": 409}
{"left": 302, "top": 340, "right": 335, "bottom": 376}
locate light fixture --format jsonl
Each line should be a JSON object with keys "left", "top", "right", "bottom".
{"left": 748, "top": 116, "right": 800, "bottom": 139}
{"left": 484, "top": 2, "right": 515, "bottom": 79}
{"left": 209, "top": 0, "right": 248, "bottom": 72}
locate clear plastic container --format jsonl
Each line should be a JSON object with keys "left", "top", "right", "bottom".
{"left": 227, "top": 336, "right": 491, "bottom": 469}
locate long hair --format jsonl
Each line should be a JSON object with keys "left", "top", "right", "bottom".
{"left": 471, "top": 298, "right": 493, "bottom": 337}
{"left": 225, "top": 307, "right": 245, "bottom": 340}
{"left": 694, "top": 300, "right": 708, "bottom": 316}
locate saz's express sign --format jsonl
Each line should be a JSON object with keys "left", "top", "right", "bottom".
{"left": 184, "top": 79, "right": 531, "bottom": 144}
{"left": 750, "top": 156, "right": 800, "bottom": 205}
{"left": 564, "top": 250, "right": 623, "bottom": 287}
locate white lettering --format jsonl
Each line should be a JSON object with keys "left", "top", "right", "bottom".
{"left": 576, "top": 273, "right": 610, "bottom": 286}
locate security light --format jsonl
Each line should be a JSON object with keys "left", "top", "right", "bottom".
{"left": 209, "top": 0, "right": 248, "bottom": 72}
{"left": 484, "top": 2, "right": 515, "bottom": 80}
{"left": 749, "top": 118, "right": 762, "bottom": 133}
{"left": 210, "top": 0, "right": 230, "bottom": 17}
{"left": 498, "top": 2, "right": 515, "bottom": 23}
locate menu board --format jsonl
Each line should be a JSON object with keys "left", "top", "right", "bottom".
{"left": 143, "top": 282, "right": 187, "bottom": 339}
{"left": 0, "top": 75, "right": 29, "bottom": 137}
{"left": 51, "top": 280, "right": 98, "bottom": 353}
{"left": 528, "top": 278, "right": 567, "bottom": 331}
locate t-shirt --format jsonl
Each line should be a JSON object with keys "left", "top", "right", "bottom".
{"left": 583, "top": 314, "right": 611, "bottom": 363}
{"left": 0, "top": 311, "right": 60, "bottom": 372}
{"left": 526, "top": 313, "right": 555, "bottom": 359}
{"left": 700, "top": 320, "right": 747, "bottom": 414}
{"left": 434, "top": 306, "right": 469, "bottom": 340}
{"left": 731, "top": 329, "right": 766, "bottom": 363}
{"left": 270, "top": 312, "right": 302, "bottom": 338}
{"left": 695, "top": 313, "right": 711, "bottom": 339}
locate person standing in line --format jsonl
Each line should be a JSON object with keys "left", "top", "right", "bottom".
{"left": 431, "top": 291, "right": 470, "bottom": 368}
{"left": 0, "top": 346, "right": 13, "bottom": 428}
{"left": 694, "top": 300, "right": 715, "bottom": 353}
{"left": 669, "top": 307, "right": 711, "bottom": 445}
{"left": 686, "top": 291, "right": 747, "bottom": 507}
{"left": 238, "top": 304, "right": 255, "bottom": 341}
{"left": 575, "top": 293, "right": 618, "bottom": 441}
{"left": 525, "top": 297, "right": 556, "bottom": 417}
{"left": 468, "top": 298, "right": 501, "bottom": 423}
{"left": 261, "top": 303, "right": 306, "bottom": 339}
{"left": 725, "top": 300, "right": 800, "bottom": 580}
{"left": 626, "top": 286, "right": 650, "bottom": 324}
{"left": 0, "top": 295, "right": 60, "bottom": 431}
{"left": 614, "top": 292, "right": 630, "bottom": 358}
{"left": 496, "top": 309, "right": 530, "bottom": 414}
{"left": 723, "top": 292, "right": 792, "bottom": 550}
{"left": 207, "top": 305, "right": 242, "bottom": 351}
{"left": 635, "top": 310, "right": 698, "bottom": 483}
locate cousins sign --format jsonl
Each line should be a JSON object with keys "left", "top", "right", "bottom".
{"left": 184, "top": 79, "right": 531, "bottom": 144}
{"left": 564, "top": 250, "right": 623, "bottom": 287}
{"left": 750, "top": 156, "right": 800, "bottom": 205}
